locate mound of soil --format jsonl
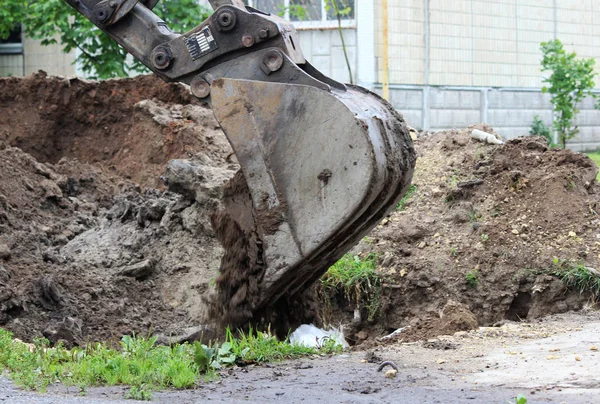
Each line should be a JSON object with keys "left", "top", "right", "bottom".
{"left": 0, "top": 73, "right": 236, "bottom": 345}
{"left": 344, "top": 127, "right": 600, "bottom": 344}
{"left": 0, "top": 71, "right": 225, "bottom": 188}
{"left": 2, "top": 73, "right": 599, "bottom": 347}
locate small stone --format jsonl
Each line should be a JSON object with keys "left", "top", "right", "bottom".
{"left": 385, "top": 369, "right": 398, "bottom": 379}
{"left": 436, "top": 358, "right": 447, "bottom": 364}
{"left": 575, "top": 356, "right": 582, "bottom": 361}
{"left": 511, "top": 229, "right": 519, "bottom": 235}
{"left": 546, "top": 355, "right": 559, "bottom": 360}
{"left": 381, "top": 218, "right": 389, "bottom": 226}
{"left": 117, "top": 259, "right": 155, "bottom": 280}
{"left": 40, "top": 179, "right": 63, "bottom": 200}
{"left": 357, "top": 330, "right": 369, "bottom": 341}
{"left": 591, "top": 346, "right": 598, "bottom": 352}
{"left": 569, "top": 231, "right": 577, "bottom": 238}
{"left": 0, "top": 244, "right": 10, "bottom": 260}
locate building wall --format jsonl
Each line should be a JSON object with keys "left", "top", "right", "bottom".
{"left": 0, "top": 54, "right": 23, "bottom": 76}
{"left": 374, "top": 0, "right": 600, "bottom": 150}
{"left": 374, "top": 0, "right": 600, "bottom": 87}
{"left": 23, "top": 37, "right": 76, "bottom": 76}
{"left": 0, "top": 37, "right": 76, "bottom": 77}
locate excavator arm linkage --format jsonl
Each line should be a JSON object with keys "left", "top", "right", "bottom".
{"left": 63, "top": 0, "right": 416, "bottom": 319}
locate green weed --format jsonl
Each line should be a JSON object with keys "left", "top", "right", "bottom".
{"left": 321, "top": 253, "right": 381, "bottom": 321}
{"left": 465, "top": 269, "right": 479, "bottom": 288}
{"left": 396, "top": 184, "right": 418, "bottom": 211}
{"left": 481, "top": 234, "right": 489, "bottom": 242}
{"left": 552, "top": 258, "right": 600, "bottom": 298}
{"left": 467, "top": 211, "right": 482, "bottom": 222}
{"left": 450, "top": 247, "right": 458, "bottom": 257}
{"left": 529, "top": 115, "right": 554, "bottom": 147}
{"left": 514, "top": 394, "right": 528, "bottom": 404}
{"left": 0, "top": 328, "right": 342, "bottom": 400}
{"left": 225, "top": 327, "right": 341, "bottom": 363}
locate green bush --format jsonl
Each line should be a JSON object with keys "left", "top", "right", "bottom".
{"left": 529, "top": 115, "right": 555, "bottom": 147}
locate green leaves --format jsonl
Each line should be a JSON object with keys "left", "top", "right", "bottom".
{"left": 540, "top": 39, "right": 597, "bottom": 149}
{"left": 0, "top": 0, "right": 211, "bottom": 79}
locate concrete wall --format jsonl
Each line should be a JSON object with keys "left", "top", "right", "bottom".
{"left": 0, "top": 54, "right": 23, "bottom": 76}
{"left": 22, "top": 37, "right": 76, "bottom": 76}
{"left": 374, "top": 0, "right": 600, "bottom": 88}
{"left": 385, "top": 85, "right": 600, "bottom": 152}
{"left": 0, "top": 37, "right": 76, "bottom": 77}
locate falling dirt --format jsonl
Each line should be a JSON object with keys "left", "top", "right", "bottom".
{"left": 1, "top": 73, "right": 600, "bottom": 348}
{"left": 209, "top": 171, "right": 262, "bottom": 327}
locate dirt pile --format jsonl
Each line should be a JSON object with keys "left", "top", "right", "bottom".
{"left": 0, "top": 71, "right": 227, "bottom": 188}
{"left": 345, "top": 127, "right": 600, "bottom": 344}
{"left": 0, "top": 73, "right": 237, "bottom": 345}
{"left": 2, "top": 73, "right": 599, "bottom": 347}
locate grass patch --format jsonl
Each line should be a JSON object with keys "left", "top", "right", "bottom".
{"left": 552, "top": 258, "right": 600, "bottom": 298}
{"left": 465, "top": 269, "right": 479, "bottom": 288}
{"left": 320, "top": 253, "right": 381, "bottom": 321}
{"left": 0, "top": 328, "right": 342, "bottom": 400}
{"left": 586, "top": 152, "right": 600, "bottom": 181}
{"left": 396, "top": 184, "right": 418, "bottom": 211}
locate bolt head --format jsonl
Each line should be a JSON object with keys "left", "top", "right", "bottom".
{"left": 152, "top": 47, "right": 172, "bottom": 70}
{"left": 95, "top": 9, "right": 109, "bottom": 22}
{"left": 242, "top": 34, "right": 255, "bottom": 48}
{"left": 216, "top": 10, "right": 236, "bottom": 31}
{"left": 258, "top": 29, "right": 269, "bottom": 39}
{"left": 191, "top": 77, "right": 211, "bottom": 99}
{"left": 263, "top": 50, "right": 284, "bottom": 73}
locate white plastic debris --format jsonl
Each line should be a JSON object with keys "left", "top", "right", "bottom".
{"left": 290, "top": 324, "right": 348, "bottom": 348}
{"left": 377, "top": 327, "right": 406, "bottom": 342}
{"left": 471, "top": 129, "right": 504, "bottom": 145}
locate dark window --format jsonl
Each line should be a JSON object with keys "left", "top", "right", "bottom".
{"left": 0, "top": 25, "right": 24, "bottom": 55}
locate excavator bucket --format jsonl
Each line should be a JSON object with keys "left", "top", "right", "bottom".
{"left": 211, "top": 79, "right": 415, "bottom": 311}
{"left": 60, "top": 0, "right": 416, "bottom": 325}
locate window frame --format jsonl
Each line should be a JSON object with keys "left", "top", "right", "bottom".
{"left": 0, "top": 24, "right": 24, "bottom": 55}
{"left": 246, "top": 0, "right": 356, "bottom": 30}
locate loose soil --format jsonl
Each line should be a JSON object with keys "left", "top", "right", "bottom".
{"left": 343, "top": 126, "right": 600, "bottom": 345}
{"left": 0, "top": 73, "right": 599, "bottom": 350}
